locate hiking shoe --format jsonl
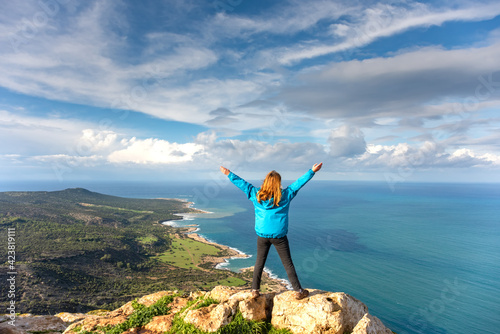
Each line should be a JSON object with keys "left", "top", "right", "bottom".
{"left": 251, "top": 289, "right": 260, "bottom": 299}
{"left": 295, "top": 289, "right": 309, "bottom": 300}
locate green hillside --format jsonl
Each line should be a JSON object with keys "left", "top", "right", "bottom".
{"left": 0, "top": 188, "right": 251, "bottom": 314}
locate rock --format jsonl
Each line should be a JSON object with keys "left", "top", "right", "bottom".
{"left": 238, "top": 291, "right": 275, "bottom": 322}
{"left": 183, "top": 287, "right": 275, "bottom": 330}
{"left": 226, "top": 289, "right": 252, "bottom": 303}
{"left": 142, "top": 314, "right": 175, "bottom": 333}
{"left": 0, "top": 315, "right": 67, "bottom": 334}
{"left": 62, "top": 315, "right": 100, "bottom": 334}
{"left": 272, "top": 290, "right": 343, "bottom": 334}
{"left": 54, "top": 312, "right": 88, "bottom": 323}
{"left": 137, "top": 291, "right": 177, "bottom": 307}
{"left": 109, "top": 300, "right": 136, "bottom": 317}
{"left": 352, "top": 313, "right": 393, "bottom": 334}
{"left": 0, "top": 326, "right": 22, "bottom": 334}
{"left": 337, "top": 292, "right": 370, "bottom": 331}
{"left": 64, "top": 290, "right": 179, "bottom": 334}
{"left": 66, "top": 314, "right": 128, "bottom": 333}
{"left": 184, "top": 302, "right": 237, "bottom": 332}
{"left": 190, "top": 291, "right": 206, "bottom": 299}
{"left": 169, "top": 296, "right": 189, "bottom": 314}
{"left": 238, "top": 296, "right": 268, "bottom": 321}
{"left": 205, "top": 285, "right": 242, "bottom": 302}
{"left": 109, "top": 291, "right": 177, "bottom": 319}
{"left": 271, "top": 289, "right": 390, "bottom": 334}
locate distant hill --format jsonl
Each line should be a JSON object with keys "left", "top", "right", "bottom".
{"left": 0, "top": 188, "right": 252, "bottom": 314}
{"left": 0, "top": 187, "right": 191, "bottom": 224}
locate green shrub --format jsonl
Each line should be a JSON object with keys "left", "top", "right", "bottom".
{"left": 73, "top": 294, "right": 175, "bottom": 334}
{"left": 193, "top": 297, "right": 219, "bottom": 310}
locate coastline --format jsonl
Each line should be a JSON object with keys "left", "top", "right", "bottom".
{"left": 162, "top": 201, "right": 290, "bottom": 292}
{"left": 156, "top": 197, "right": 212, "bottom": 214}
{"left": 186, "top": 229, "right": 250, "bottom": 267}
{"left": 189, "top": 228, "right": 289, "bottom": 292}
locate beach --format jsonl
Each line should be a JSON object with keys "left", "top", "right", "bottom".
{"left": 160, "top": 197, "right": 250, "bottom": 267}
{"left": 185, "top": 229, "right": 289, "bottom": 292}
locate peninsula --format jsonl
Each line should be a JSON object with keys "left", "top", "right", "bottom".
{"left": 0, "top": 188, "right": 284, "bottom": 315}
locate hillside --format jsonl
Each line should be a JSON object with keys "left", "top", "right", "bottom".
{"left": 0, "top": 188, "right": 272, "bottom": 314}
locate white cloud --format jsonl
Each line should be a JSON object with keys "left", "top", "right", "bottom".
{"left": 4, "top": 122, "right": 499, "bottom": 181}
{"left": 359, "top": 141, "right": 441, "bottom": 168}
{"left": 108, "top": 137, "right": 203, "bottom": 164}
{"left": 79, "top": 129, "right": 119, "bottom": 152}
{"left": 64, "top": 129, "right": 325, "bottom": 168}
{"left": 448, "top": 148, "right": 500, "bottom": 166}
{"left": 37, "top": 127, "right": 204, "bottom": 165}
{"left": 275, "top": 1, "right": 500, "bottom": 65}
{"left": 353, "top": 141, "right": 500, "bottom": 170}
{"left": 210, "top": 1, "right": 355, "bottom": 37}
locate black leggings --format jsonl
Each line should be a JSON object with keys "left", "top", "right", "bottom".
{"left": 252, "top": 235, "right": 302, "bottom": 291}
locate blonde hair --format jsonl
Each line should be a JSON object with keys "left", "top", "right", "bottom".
{"left": 257, "top": 170, "right": 282, "bottom": 207}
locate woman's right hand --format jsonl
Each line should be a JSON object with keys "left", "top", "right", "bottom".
{"left": 312, "top": 163, "right": 323, "bottom": 172}
{"left": 220, "top": 166, "right": 230, "bottom": 175}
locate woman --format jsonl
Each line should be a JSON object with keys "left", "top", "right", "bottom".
{"left": 220, "top": 163, "right": 323, "bottom": 300}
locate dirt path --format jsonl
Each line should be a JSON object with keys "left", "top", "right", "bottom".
{"left": 177, "top": 238, "right": 210, "bottom": 272}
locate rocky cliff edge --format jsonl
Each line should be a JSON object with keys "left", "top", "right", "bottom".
{"left": 0, "top": 286, "right": 394, "bottom": 334}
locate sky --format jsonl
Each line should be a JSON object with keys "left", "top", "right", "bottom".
{"left": 1, "top": 0, "right": 500, "bottom": 184}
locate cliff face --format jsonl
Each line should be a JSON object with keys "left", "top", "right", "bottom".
{"left": 0, "top": 286, "right": 393, "bottom": 334}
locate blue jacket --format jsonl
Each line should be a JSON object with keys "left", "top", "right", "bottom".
{"left": 227, "top": 169, "right": 316, "bottom": 238}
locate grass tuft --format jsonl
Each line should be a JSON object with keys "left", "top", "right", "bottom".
{"left": 72, "top": 294, "right": 175, "bottom": 334}
{"left": 193, "top": 297, "right": 219, "bottom": 310}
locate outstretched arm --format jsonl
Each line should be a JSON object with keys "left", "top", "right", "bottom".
{"left": 220, "top": 166, "right": 256, "bottom": 199}
{"left": 287, "top": 162, "right": 323, "bottom": 196}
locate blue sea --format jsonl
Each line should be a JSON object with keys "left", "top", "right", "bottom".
{"left": 2, "top": 179, "right": 500, "bottom": 334}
